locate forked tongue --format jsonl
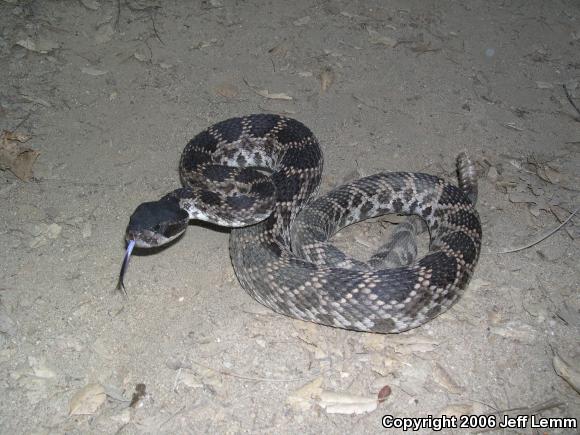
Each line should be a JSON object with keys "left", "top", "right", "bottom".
{"left": 117, "top": 239, "right": 136, "bottom": 294}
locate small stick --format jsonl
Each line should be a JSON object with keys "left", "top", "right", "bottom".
{"left": 150, "top": 14, "right": 164, "bottom": 45}
{"left": 563, "top": 84, "right": 580, "bottom": 118}
{"left": 495, "top": 206, "right": 578, "bottom": 254}
{"left": 191, "top": 360, "right": 323, "bottom": 383}
{"left": 114, "top": 0, "right": 121, "bottom": 30}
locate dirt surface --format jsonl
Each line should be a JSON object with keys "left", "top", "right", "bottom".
{"left": 1, "top": 0, "right": 579, "bottom": 433}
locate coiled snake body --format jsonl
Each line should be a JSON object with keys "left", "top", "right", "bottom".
{"left": 122, "top": 114, "right": 482, "bottom": 333}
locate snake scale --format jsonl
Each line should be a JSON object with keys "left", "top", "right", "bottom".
{"left": 121, "top": 114, "right": 482, "bottom": 333}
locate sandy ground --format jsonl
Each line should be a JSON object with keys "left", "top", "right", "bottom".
{"left": 1, "top": 0, "right": 579, "bottom": 433}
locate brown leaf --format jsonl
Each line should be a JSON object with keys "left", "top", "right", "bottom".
{"left": 377, "top": 385, "right": 392, "bottom": 403}
{"left": 0, "top": 130, "right": 39, "bottom": 181}
{"left": 69, "top": 383, "right": 106, "bottom": 415}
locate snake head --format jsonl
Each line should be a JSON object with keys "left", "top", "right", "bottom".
{"left": 118, "top": 195, "right": 190, "bottom": 292}
{"left": 125, "top": 197, "right": 190, "bottom": 248}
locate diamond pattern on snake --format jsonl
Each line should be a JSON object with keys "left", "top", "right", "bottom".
{"left": 119, "top": 114, "right": 482, "bottom": 333}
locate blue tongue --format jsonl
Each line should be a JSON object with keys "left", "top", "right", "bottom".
{"left": 117, "top": 239, "right": 136, "bottom": 294}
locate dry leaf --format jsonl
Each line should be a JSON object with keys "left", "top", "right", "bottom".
{"left": 536, "top": 165, "right": 561, "bottom": 184}
{"left": 0, "top": 130, "right": 39, "bottom": 181}
{"left": 133, "top": 52, "right": 148, "bottom": 62}
{"left": 536, "top": 81, "right": 553, "bottom": 89}
{"left": 28, "top": 356, "right": 57, "bottom": 379}
{"left": 2, "top": 131, "right": 30, "bottom": 143}
{"left": 489, "top": 321, "right": 537, "bottom": 344}
{"left": 386, "top": 336, "right": 439, "bottom": 354}
{"left": 215, "top": 83, "right": 239, "bottom": 98}
{"left": 16, "top": 38, "right": 59, "bottom": 54}
{"left": 80, "top": 0, "right": 101, "bottom": 10}
{"left": 95, "top": 23, "right": 114, "bottom": 44}
{"left": 503, "top": 122, "right": 524, "bottom": 131}
{"left": 256, "top": 89, "right": 292, "bottom": 100}
{"left": 432, "top": 363, "right": 463, "bottom": 394}
{"left": 268, "top": 43, "right": 288, "bottom": 57}
{"left": 377, "top": 385, "right": 392, "bottom": 403}
{"left": 469, "top": 278, "right": 491, "bottom": 291}
{"left": 319, "top": 66, "right": 335, "bottom": 93}
{"left": 191, "top": 366, "right": 222, "bottom": 388}
{"left": 191, "top": 39, "right": 219, "bottom": 49}
{"left": 180, "top": 372, "right": 204, "bottom": 389}
{"left": 287, "top": 377, "right": 323, "bottom": 411}
{"left": 367, "top": 28, "right": 396, "bottom": 48}
{"left": 361, "top": 333, "right": 386, "bottom": 352}
{"left": 69, "top": 383, "right": 106, "bottom": 415}
{"left": 81, "top": 67, "right": 108, "bottom": 76}
{"left": 319, "top": 391, "right": 378, "bottom": 414}
{"left": 553, "top": 353, "right": 580, "bottom": 393}
{"left": 293, "top": 16, "right": 311, "bottom": 26}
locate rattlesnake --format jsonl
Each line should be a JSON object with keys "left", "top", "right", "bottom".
{"left": 119, "top": 114, "right": 482, "bottom": 333}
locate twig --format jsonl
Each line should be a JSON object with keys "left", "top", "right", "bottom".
{"left": 242, "top": 77, "right": 266, "bottom": 98}
{"left": 114, "top": 0, "right": 121, "bottom": 30}
{"left": 495, "top": 206, "right": 579, "bottom": 254}
{"left": 150, "top": 13, "right": 164, "bottom": 45}
{"left": 191, "top": 360, "right": 323, "bottom": 383}
{"left": 563, "top": 84, "right": 580, "bottom": 119}
{"left": 11, "top": 111, "right": 33, "bottom": 131}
